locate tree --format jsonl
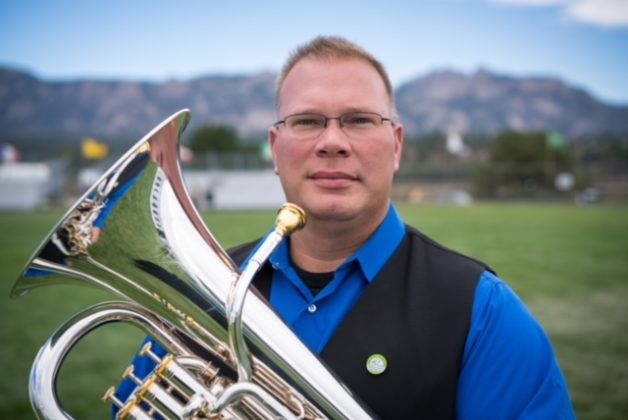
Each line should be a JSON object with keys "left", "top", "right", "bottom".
{"left": 186, "top": 124, "right": 240, "bottom": 154}
{"left": 472, "top": 131, "right": 576, "bottom": 198}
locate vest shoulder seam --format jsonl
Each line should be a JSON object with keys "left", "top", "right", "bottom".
{"left": 404, "top": 224, "right": 491, "bottom": 272}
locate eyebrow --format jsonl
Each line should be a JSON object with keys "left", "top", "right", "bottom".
{"left": 285, "top": 107, "right": 381, "bottom": 116}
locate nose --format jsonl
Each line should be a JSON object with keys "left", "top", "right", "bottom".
{"left": 314, "top": 119, "right": 351, "bottom": 157}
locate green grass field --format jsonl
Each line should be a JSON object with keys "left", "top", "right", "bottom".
{"left": 1, "top": 203, "right": 627, "bottom": 419}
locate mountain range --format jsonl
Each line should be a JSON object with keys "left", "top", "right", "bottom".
{"left": 1, "top": 66, "right": 627, "bottom": 146}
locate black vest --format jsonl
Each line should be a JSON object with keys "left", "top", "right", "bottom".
{"left": 229, "top": 226, "right": 488, "bottom": 419}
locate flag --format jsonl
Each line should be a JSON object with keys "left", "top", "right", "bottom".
{"left": 82, "top": 137, "right": 109, "bottom": 160}
{"left": 547, "top": 132, "right": 566, "bottom": 151}
{"left": 0, "top": 143, "right": 20, "bottom": 162}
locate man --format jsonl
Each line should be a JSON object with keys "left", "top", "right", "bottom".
{"left": 118, "top": 36, "right": 575, "bottom": 418}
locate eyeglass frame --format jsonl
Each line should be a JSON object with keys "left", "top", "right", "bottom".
{"left": 273, "top": 111, "right": 395, "bottom": 138}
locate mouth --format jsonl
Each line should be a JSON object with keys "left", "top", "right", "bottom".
{"left": 309, "top": 171, "right": 358, "bottom": 189}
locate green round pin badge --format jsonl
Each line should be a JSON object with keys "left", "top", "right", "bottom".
{"left": 366, "top": 353, "right": 387, "bottom": 375}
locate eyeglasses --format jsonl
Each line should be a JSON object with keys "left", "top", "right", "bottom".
{"left": 274, "top": 111, "right": 394, "bottom": 139}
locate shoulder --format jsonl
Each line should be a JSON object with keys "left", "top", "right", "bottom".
{"left": 227, "top": 239, "right": 261, "bottom": 267}
{"left": 403, "top": 224, "right": 493, "bottom": 281}
{"left": 458, "top": 271, "right": 575, "bottom": 418}
{"left": 227, "top": 238, "right": 273, "bottom": 299}
{"left": 405, "top": 226, "right": 492, "bottom": 300}
{"left": 380, "top": 226, "right": 488, "bottom": 328}
{"left": 469, "top": 271, "right": 542, "bottom": 339}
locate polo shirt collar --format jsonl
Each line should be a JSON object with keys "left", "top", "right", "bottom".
{"left": 349, "top": 203, "right": 406, "bottom": 283}
{"left": 269, "top": 203, "right": 406, "bottom": 283}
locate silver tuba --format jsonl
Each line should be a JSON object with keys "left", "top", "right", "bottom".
{"left": 11, "top": 110, "right": 374, "bottom": 419}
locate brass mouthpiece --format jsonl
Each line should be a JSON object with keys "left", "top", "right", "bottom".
{"left": 275, "top": 203, "right": 307, "bottom": 236}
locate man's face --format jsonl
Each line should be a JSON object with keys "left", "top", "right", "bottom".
{"left": 269, "top": 57, "right": 403, "bottom": 225}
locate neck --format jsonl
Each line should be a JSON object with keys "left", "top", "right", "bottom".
{"left": 289, "top": 206, "right": 388, "bottom": 273}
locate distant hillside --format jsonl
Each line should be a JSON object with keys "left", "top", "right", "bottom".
{"left": 0, "top": 68, "right": 276, "bottom": 142}
{"left": 1, "top": 66, "right": 627, "bottom": 146}
{"left": 396, "top": 69, "right": 628, "bottom": 138}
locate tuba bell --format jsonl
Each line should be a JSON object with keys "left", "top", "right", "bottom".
{"left": 11, "top": 110, "right": 374, "bottom": 419}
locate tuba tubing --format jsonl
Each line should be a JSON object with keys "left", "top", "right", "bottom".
{"left": 12, "top": 110, "right": 374, "bottom": 419}
{"left": 28, "top": 302, "right": 186, "bottom": 420}
{"left": 29, "top": 301, "right": 296, "bottom": 419}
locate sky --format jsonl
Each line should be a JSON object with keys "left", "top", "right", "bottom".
{"left": 1, "top": 0, "right": 627, "bottom": 105}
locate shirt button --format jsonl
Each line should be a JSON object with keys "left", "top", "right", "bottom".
{"left": 307, "top": 304, "right": 317, "bottom": 313}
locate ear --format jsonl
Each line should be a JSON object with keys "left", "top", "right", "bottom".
{"left": 269, "top": 126, "right": 279, "bottom": 171}
{"left": 392, "top": 122, "right": 404, "bottom": 172}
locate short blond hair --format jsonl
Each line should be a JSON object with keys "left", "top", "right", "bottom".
{"left": 276, "top": 36, "right": 396, "bottom": 116}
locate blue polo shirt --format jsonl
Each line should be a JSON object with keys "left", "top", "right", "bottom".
{"left": 268, "top": 204, "right": 406, "bottom": 353}
{"left": 267, "top": 204, "right": 574, "bottom": 418}
{"left": 116, "top": 204, "right": 575, "bottom": 418}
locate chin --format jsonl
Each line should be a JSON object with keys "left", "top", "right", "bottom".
{"left": 303, "top": 200, "right": 362, "bottom": 222}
